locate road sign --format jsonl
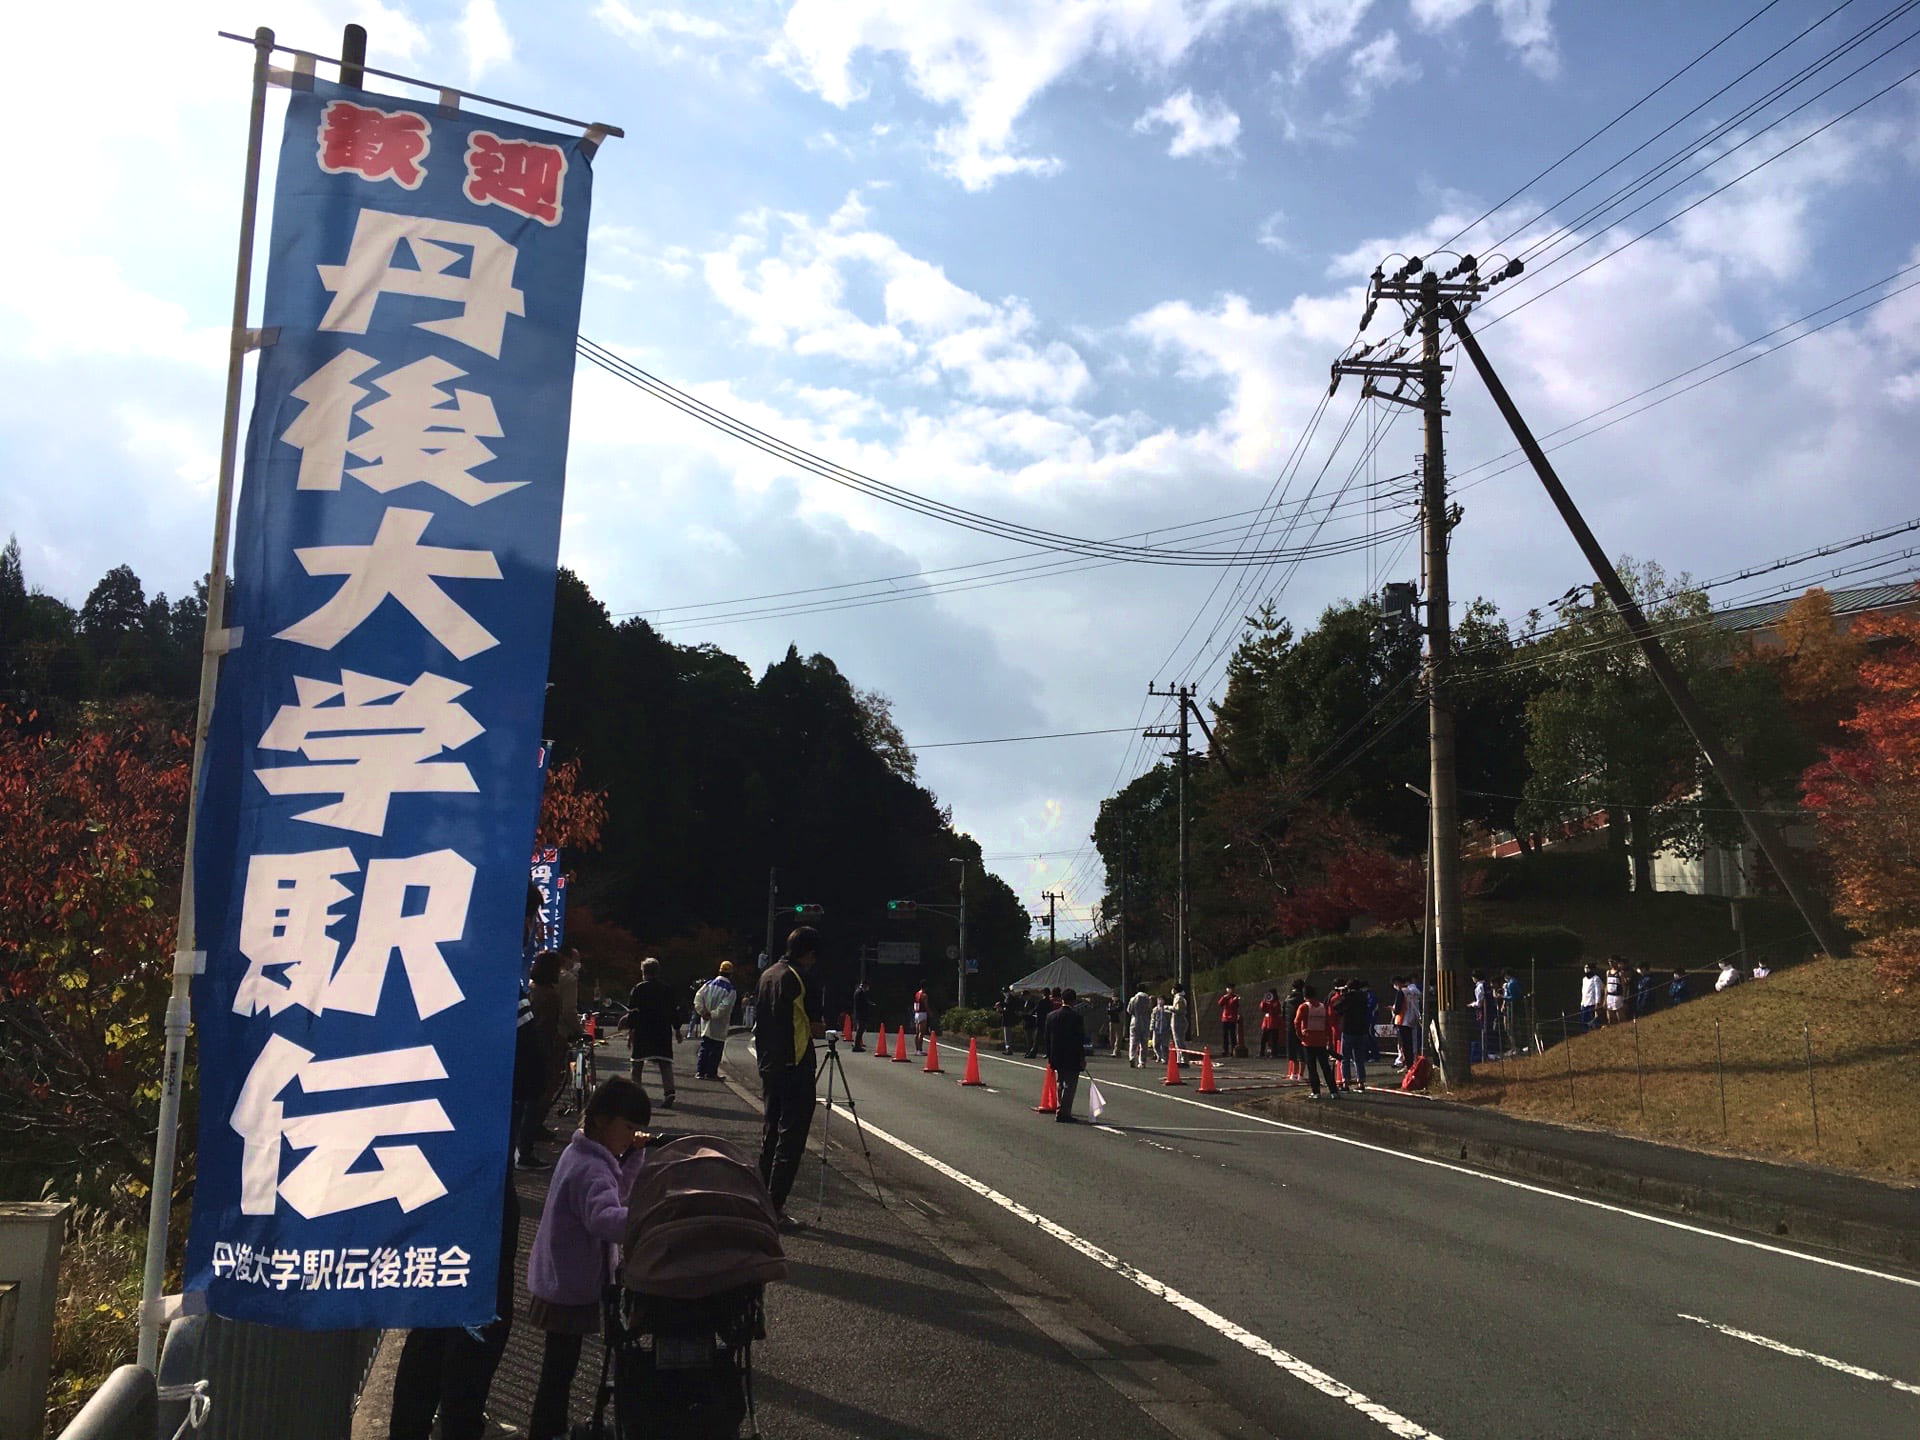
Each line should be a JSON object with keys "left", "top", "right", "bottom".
{"left": 945, "top": 944, "right": 959, "bottom": 960}
{"left": 875, "top": 941, "right": 921, "bottom": 966}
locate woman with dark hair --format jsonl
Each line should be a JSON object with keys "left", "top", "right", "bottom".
{"left": 624, "top": 957, "right": 682, "bottom": 1109}
{"left": 517, "top": 951, "right": 563, "bottom": 1164}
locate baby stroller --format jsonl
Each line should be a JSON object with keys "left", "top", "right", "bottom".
{"left": 580, "top": 1135, "right": 787, "bottom": 1439}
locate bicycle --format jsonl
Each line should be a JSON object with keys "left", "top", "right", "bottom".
{"left": 560, "top": 1031, "right": 598, "bottom": 1117}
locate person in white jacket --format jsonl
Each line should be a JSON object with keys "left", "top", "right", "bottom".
{"left": 692, "top": 961, "right": 736, "bottom": 1080}
{"left": 1124, "top": 984, "right": 1154, "bottom": 1068}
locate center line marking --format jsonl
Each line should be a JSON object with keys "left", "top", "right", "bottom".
{"left": 1677, "top": 1314, "right": 1920, "bottom": 1396}
{"left": 852, "top": 1111, "right": 1444, "bottom": 1439}
{"left": 968, "top": 1051, "right": 1920, "bottom": 1290}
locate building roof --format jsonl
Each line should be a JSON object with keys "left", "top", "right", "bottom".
{"left": 1713, "top": 582, "right": 1919, "bottom": 634}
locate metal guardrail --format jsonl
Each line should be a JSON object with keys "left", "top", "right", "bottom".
{"left": 50, "top": 1366, "right": 154, "bottom": 1440}
{"left": 155, "top": 1314, "right": 379, "bottom": 1440}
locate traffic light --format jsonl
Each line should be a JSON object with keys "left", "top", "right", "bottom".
{"left": 789, "top": 904, "right": 825, "bottom": 920}
{"left": 885, "top": 899, "right": 917, "bottom": 918}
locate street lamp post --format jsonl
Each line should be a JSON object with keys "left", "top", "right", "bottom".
{"left": 949, "top": 858, "right": 969, "bottom": 1009}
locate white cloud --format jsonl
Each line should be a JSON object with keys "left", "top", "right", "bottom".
{"left": 698, "top": 193, "right": 1092, "bottom": 405}
{"left": 1411, "top": 0, "right": 1558, "bottom": 77}
{"left": 1346, "top": 30, "right": 1417, "bottom": 101}
{"left": 1135, "top": 89, "right": 1242, "bottom": 159}
{"left": 1256, "top": 210, "right": 1291, "bottom": 252}
{"left": 594, "top": 1, "right": 732, "bottom": 45}
{"left": 773, "top": 1, "right": 1369, "bottom": 189}
{"left": 461, "top": 0, "right": 513, "bottom": 80}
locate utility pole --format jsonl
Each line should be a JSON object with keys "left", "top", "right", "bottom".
{"left": 950, "top": 857, "right": 969, "bottom": 1008}
{"left": 1118, "top": 809, "right": 1130, "bottom": 1003}
{"left": 1145, "top": 683, "right": 1194, "bottom": 1003}
{"left": 1331, "top": 254, "right": 1488, "bottom": 1079}
{"left": 1041, "top": 890, "right": 1062, "bottom": 966}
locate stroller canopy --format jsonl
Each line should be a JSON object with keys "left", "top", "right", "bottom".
{"left": 620, "top": 1135, "right": 788, "bottom": 1299}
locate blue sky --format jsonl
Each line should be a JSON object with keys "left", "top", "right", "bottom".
{"left": 5, "top": 1, "right": 1919, "bottom": 934}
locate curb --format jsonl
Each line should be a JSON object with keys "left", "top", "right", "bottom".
{"left": 1248, "top": 1092, "right": 1920, "bottom": 1273}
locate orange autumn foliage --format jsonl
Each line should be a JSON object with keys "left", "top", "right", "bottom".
{"left": 1800, "top": 612, "right": 1920, "bottom": 991}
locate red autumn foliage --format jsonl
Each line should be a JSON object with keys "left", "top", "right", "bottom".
{"left": 1800, "top": 613, "right": 1920, "bottom": 992}
{"left": 0, "top": 703, "right": 190, "bottom": 1205}
{"left": 535, "top": 755, "right": 608, "bottom": 852}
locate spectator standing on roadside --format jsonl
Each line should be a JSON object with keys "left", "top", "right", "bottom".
{"left": 1633, "top": 964, "right": 1655, "bottom": 1017}
{"left": 1284, "top": 978, "right": 1307, "bottom": 1080}
{"left": 1149, "top": 995, "right": 1171, "bottom": 1064}
{"left": 1293, "top": 985, "right": 1338, "bottom": 1098}
{"left": 1752, "top": 958, "right": 1772, "bottom": 979}
{"left": 851, "top": 979, "right": 873, "bottom": 1052}
{"left": 1669, "top": 968, "right": 1690, "bottom": 1006}
{"left": 1603, "top": 956, "right": 1629, "bottom": 1026}
{"left": 1716, "top": 959, "right": 1743, "bottom": 992}
{"left": 1218, "top": 985, "right": 1242, "bottom": 1056}
{"left": 1578, "top": 963, "right": 1601, "bottom": 1031}
{"left": 1168, "top": 984, "right": 1191, "bottom": 1063}
{"left": 1258, "top": 988, "right": 1283, "bottom": 1058}
{"left": 1106, "top": 992, "right": 1125, "bottom": 1056}
{"left": 754, "top": 927, "right": 825, "bottom": 1229}
{"left": 624, "top": 956, "right": 681, "bottom": 1110}
{"left": 1337, "top": 980, "right": 1370, "bottom": 1091}
{"left": 998, "top": 989, "right": 1018, "bottom": 1053}
{"left": 1390, "top": 979, "right": 1412, "bottom": 1068}
{"left": 1126, "top": 983, "right": 1154, "bottom": 1067}
{"left": 1024, "top": 990, "right": 1048, "bottom": 1058}
{"left": 1359, "top": 978, "right": 1380, "bottom": 1060}
{"left": 1501, "top": 970, "right": 1522, "bottom": 1052}
{"left": 1471, "top": 971, "right": 1492, "bottom": 1057}
{"left": 691, "top": 961, "right": 736, "bottom": 1081}
{"left": 523, "top": 952, "right": 563, "bottom": 1153}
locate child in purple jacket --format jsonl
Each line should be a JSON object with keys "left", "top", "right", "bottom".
{"left": 525, "top": 1074, "right": 652, "bottom": 1440}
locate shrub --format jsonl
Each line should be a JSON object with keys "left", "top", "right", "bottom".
{"left": 47, "top": 1204, "right": 143, "bottom": 1435}
{"left": 938, "top": 1006, "right": 1000, "bottom": 1039}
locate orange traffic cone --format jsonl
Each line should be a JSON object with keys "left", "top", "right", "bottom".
{"left": 841, "top": 1014, "right": 854, "bottom": 1042}
{"left": 1033, "top": 1065, "right": 1059, "bottom": 1114}
{"left": 923, "top": 1033, "right": 944, "bottom": 1073}
{"left": 960, "top": 1038, "right": 984, "bottom": 1086}
{"left": 893, "top": 1027, "right": 910, "bottom": 1062}
{"left": 874, "top": 1023, "right": 889, "bottom": 1057}
{"left": 1164, "top": 1047, "right": 1184, "bottom": 1086}
{"left": 1198, "top": 1047, "right": 1219, "bottom": 1094}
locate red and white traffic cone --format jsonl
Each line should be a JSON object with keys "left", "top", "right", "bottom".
{"left": 1164, "top": 1047, "right": 1184, "bottom": 1086}
{"left": 893, "top": 1027, "right": 910, "bottom": 1062}
{"left": 1033, "top": 1066, "right": 1059, "bottom": 1114}
{"left": 1198, "top": 1047, "right": 1219, "bottom": 1095}
{"left": 960, "top": 1038, "right": 984, "bottom": 1086}
{"left": 923, "top": 1033, "right": 944, "bottom": 1074}
{"left": 874, "top": 1023, "right": 889, "bottom": 1057}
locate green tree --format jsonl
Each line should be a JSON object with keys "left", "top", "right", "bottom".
{"left": 1520, "top": 561, "right": 1802, "bottom": 896}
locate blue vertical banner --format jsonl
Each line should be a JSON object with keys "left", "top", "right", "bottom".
{"left": 530, "top": 846, "right": 567, "bottom": 952}
{"left": 187, "top": 77, "right": 595, "bottom": 1328}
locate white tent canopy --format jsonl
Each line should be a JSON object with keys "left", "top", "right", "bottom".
{"left": 1004, "top": 955, "right": 1117, "bottom": 998}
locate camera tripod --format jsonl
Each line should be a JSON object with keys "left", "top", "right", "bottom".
{"left": 815, "top": 1032, "right": 884, "bottom": 1220}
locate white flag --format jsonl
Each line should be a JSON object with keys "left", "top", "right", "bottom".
{"left": 1088, "top": 1080, "right": 1107, "bottom": 1121}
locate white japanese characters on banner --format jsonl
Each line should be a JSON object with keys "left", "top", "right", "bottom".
{"left": 187, "top": 81, "right": 594, "bottom": 1329}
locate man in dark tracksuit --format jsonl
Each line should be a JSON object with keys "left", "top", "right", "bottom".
{"left": 754, "top": 927, "right": 824, "bottom": 1230}
{"left": 851, "top": 980, "right": 873, "bottom": 1052}
{"left": 1024, "top": 991, "right": 1048, "bottom": 1058}
{"left": 1044, "top": 989, "right": 1089, "bottom": 1123}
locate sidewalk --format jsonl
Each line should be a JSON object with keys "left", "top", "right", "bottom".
{"left": 1245, "top": 1078, "right": 1920, "bottom": 1269}
{"left": 355, "top": 1052, "right": 1181, "bottom": 1439}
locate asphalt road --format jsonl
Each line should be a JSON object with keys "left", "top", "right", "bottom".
{"left": 739, "top": 1032, "right": 1920, "bottom": 1440}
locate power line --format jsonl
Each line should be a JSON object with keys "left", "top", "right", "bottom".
{"left": 575, "top": 338, "right": 1409, "bottom": 568}
{"left": 908, "top": 725, "right": 1140, "bottom": 751}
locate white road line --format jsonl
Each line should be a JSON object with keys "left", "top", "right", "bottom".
{"left": 1677, "top": 1314, "right": 1920, "bottom": 1396}
{"left": 853, "top": 1111, "right": 1445, "bottom": 1439}
{"left": 970, "top": 1050, "right": 1920, "bottom": 1290}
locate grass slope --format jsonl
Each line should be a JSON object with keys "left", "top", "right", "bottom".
{"left": 1459, "top": 956, "right": 1920, "bottom": 1182}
